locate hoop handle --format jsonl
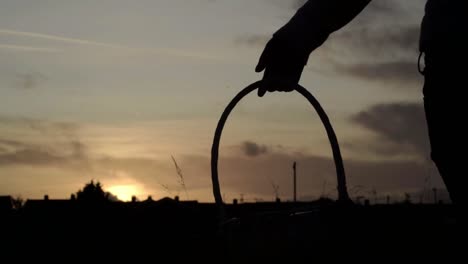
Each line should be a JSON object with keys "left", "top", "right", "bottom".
{"left": 211, "top": 81, "right": 350, "bottom": 217}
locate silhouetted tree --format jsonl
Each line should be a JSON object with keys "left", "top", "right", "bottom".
{"left": 76, "top": 180, "right": 115, "bottom": 203}
{"left": 11, "top": 196, "right": 24, "bottom": 210}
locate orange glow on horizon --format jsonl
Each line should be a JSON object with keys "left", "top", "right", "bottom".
{"left": 107, "top": 184, "right": 141, "bottom": 201}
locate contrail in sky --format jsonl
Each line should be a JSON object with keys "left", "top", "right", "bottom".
{"left": 0, "top": 44, "right": 60, "bottom": 53}
{"left": 0, "top": 28, "right": 223, "bottom": 60}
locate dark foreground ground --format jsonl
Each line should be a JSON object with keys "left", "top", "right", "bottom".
{"left": 0, "top": 199, "right": 461, "bottom": 262}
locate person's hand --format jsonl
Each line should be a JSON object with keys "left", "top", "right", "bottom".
{"left": 254, "top": 0, "right": 371, "bottom": 97}
{"left": 255, "top": 24, "right": 329, "bottom": 97}
{"left": 255, "top": 36, "right": 307, "bottom": 97}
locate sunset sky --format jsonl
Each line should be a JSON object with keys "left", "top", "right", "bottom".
{"left": 0, "top": 0, "right": 446, "bottom": 202}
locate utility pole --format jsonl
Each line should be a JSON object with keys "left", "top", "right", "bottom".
{"left": 293, "top": 161, "right": 297, "bottom": 202}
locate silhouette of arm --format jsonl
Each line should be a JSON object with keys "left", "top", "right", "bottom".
{"left": 256, "top": 0, "right": 371, "bottom": 97}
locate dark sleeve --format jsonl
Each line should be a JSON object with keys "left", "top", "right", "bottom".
{"left": 298, "top": 0, "right": 371, "bottom": 33}
{"left": 274, "top": 0, "right": 372, "bottom": 43}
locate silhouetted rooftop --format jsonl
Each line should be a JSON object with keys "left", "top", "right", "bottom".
{"left": 0, "top": 196, "right": 13, "bottom": 211}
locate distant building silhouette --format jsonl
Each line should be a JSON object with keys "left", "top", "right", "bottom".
{"left": 0, "top": 196, "right": 13, "bottom": 212}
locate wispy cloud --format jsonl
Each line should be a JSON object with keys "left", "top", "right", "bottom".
{"left": 0, "top": 44, "right": 60, "bottom": 53}
{"left": 0, "top": 28, "right": 223, "bottom": 61}
{"left": 0, "top": 29, "right": 134, "bottom": 50}
{"left": 348, "top": 102, "right": 430, "bottom": 158}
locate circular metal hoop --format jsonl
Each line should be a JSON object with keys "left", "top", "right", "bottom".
{"left": 211, "top": 81, "right": 350, "bottom": 212}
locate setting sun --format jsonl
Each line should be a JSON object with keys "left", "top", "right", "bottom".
{"left": 107, "top": 185, "right": 141, "bottom": 202}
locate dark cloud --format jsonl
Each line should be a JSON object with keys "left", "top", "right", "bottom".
{"left": 0, "top": 147, "right": 66, "bottom": 166}
{"left": 333, "top": 60, "right": 422, "bottom": 85}
{"left": 0, "top": 139, "right": 88, "bottom": 167}
{"left": 328, "top": 26, "right": 420, "bottom": 58}
{"left": 241, "top": 141, "right": 269, "bottom": 157}
{"left": 0, "top": 116, "right": 88, "bottom": 167}
{"left": 322, "top": 25, "right": 421, "bottom": 86}
{"left": 350, "top": 102, "right": 430, "bottom": 157}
